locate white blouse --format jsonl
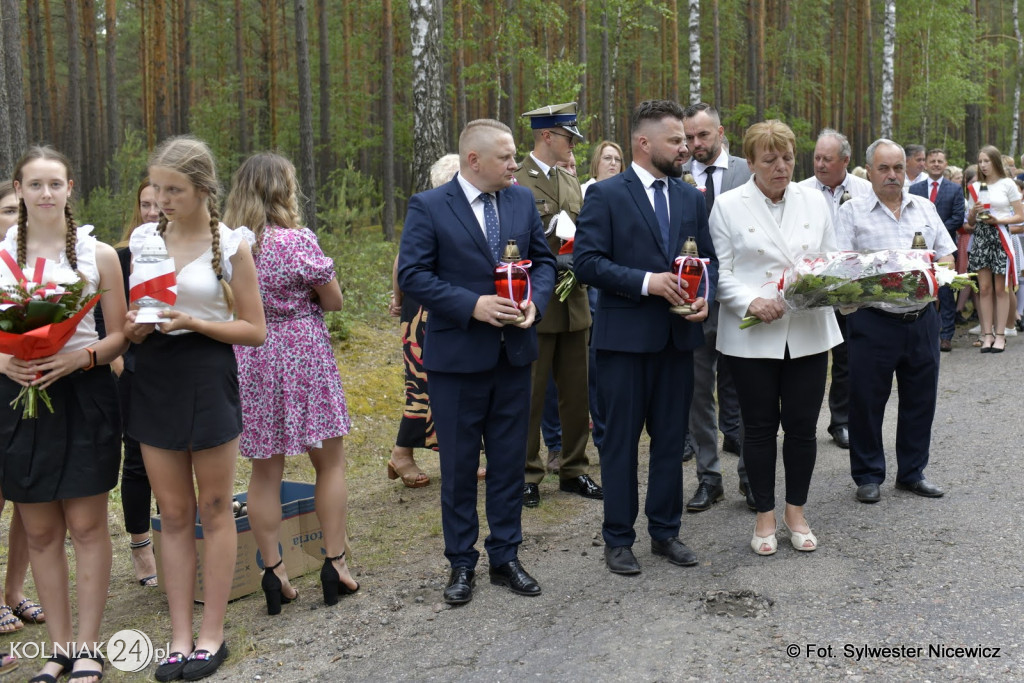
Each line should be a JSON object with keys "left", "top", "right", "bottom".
{"left": 129, "top": 222, "right": 253, "bottom": 333}
{"left": 0, "top": 224, "right": 101, "bottom": 354}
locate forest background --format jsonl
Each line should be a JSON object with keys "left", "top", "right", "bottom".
{"left": 0, "top": 0, "right": 1021, "bottom": 252}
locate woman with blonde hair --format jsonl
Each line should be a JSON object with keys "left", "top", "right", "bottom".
{"left": 581, "top": 140, "right": 624, "bottom": 197}
{"left": 710, "top": 120, "right": 842, "bottom": 555}
{"left": 124, "top": 136, "right": 266, "bottom": 681}
{"left": 965, "top": 145, "right": 1023, "bottom": 352}
{"left": 225, "top": 152, "right": 357, "bottom": 615}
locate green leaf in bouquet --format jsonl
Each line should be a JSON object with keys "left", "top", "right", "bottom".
{"left": 24, "top": 300, "right": 65, "bottom": 328}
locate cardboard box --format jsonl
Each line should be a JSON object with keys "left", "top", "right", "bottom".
{"left": 152, "top": 480, "right": 324, "bottom": 603}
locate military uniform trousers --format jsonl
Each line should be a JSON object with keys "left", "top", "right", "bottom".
{"left": 525, "top": 329, "right": 591, "bottom": 484}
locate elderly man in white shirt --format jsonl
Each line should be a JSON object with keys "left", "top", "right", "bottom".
{"left": 798, "top": 129, "right": 873, "bottom": 452}
{"left": 834, "top": 139, "right": 956, "bottom": 505}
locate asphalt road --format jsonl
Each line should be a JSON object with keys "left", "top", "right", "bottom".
{"left": 227, "top": 327, "right": 1023, "bottom": 682}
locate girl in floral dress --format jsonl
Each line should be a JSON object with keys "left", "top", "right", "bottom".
{"left": 225, "top": 153, "right": 357, "bottom": 616}
{"left": 966, "top": 146, "right": 1024, "bottom": 352}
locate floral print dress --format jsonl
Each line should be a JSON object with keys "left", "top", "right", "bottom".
{"left": 235, "top": 226, "right": 350, "bottom": 459}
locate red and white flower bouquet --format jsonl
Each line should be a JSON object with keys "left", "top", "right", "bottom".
{"left": 0, "top": 251, "right": 101, "bottom": 417}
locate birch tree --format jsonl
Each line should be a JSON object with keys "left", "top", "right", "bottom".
{"left": 880, "top": 0, "right": 895, "bottom": 139}
{"left": 688, "top": 0, "right": 701, "bottom": 104}
{"left": 409, "top": 0, "right": 447, "bottom": 194}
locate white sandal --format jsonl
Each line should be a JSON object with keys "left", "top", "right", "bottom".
{"left": 750, "top": 525, "right": 778, "bottom": 555}
{"left": 783, "top": 518, "right": 818, "bottom": 552}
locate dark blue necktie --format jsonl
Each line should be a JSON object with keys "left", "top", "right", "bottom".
{"left": 480, "top": 193, "right": 500, "bottom": 262}
{"left": 652, "top": 179, "right": 670, "bottom": 254}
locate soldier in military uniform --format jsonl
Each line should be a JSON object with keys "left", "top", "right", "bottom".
{"left": 515, "top": 102, "right": 603, "bottom": 507}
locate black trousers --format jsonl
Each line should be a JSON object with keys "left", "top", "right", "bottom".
{"left": 725, "top": 350, "right": 828, "bottom": 512}
{"left": 117, "top": 369, "right": 152, "bottom": 535}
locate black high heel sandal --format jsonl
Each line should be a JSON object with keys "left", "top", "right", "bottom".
{"left": 261, "top": 559, "right": 297, "bottom": 615}
{"left": 320, "top": 551, "right": 360, "bottom": 606}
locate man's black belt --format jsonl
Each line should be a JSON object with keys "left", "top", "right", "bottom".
{"left": 868, "top": 307, "right": 927, "bottom": 322}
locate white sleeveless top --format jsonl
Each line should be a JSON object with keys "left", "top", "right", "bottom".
{"left": 129, "top": 222, "right": 254, "bottom": 334}
{"left": 0, "top": 224, "right": 101, "bottom": 354}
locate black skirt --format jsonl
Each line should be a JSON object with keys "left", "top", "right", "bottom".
{"left": 128, "top": 332, "right": 243, "bottom": 452}
{"left": 0, "top": 365, "right": 122, "bottom": 503}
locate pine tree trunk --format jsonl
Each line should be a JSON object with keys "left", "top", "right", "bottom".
{"left": 713, "top": 0, "right": 721, "bottom": 108}
{"left": 409, "top": 0, "right": 447, "bottom": 194}
{"left": 1011, "top": 0, "right": 1022, "bottom": 157}
{"left": 26, "top": 0, "right": 46, "bottom": 143}
{"left": 381, "top": 0, "right": 395, "bottom": 241}
{"left": 578, "top": 0, "right": 587, "bottom": 120}
{"left": 880, "top": 0, "right": 894, "bottom": 139}
{"left": 43, "top": 0, "right": 59, "bottom": 142}
{"left": 454, "top": 0, "right": 467, "bottom": 144}
{"left": 235, "top": 0, "right": 249, "bottom": 152}
{"left": 1, "top": 0, "right": 26, "bottom": 171}
{"left": 294, "top": 0, "right": 317, "bottom": 231}
{"left": 153, "top": 0, "right": 169, "bottom": 141}
{"left": 105, "top": 0, "right": 119, "bottom": 191}
{"left": 316, "top": 0, "right": 330, "bottom": 186}
{"left": 63, "top": 0, "right": 83, "bottom": 178}
{"left": 182, "top": 0, "right": 192, "bottom": 131}
{"left": 80, "top": 0, "right": 101, "bottom": 193}
{"left": 600, "top": 6, "right": 611, "bottom": 140}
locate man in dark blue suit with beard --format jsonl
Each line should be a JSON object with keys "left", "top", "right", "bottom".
{"left": 909, "top": 148, "right": 965, "bottom": 351}
{"left": 574, "top": 100, "right": 717, "bottom": 575}
{"left": 398, "top": 119, "right": 556, "bottom": 604}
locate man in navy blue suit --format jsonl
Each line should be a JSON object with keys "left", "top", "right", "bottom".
{"left": 909, "top": 148, "right": 965, "bottom": 351}
{"left": 575, "top": 100, "right": 717, "bottom": 575}
{"left": 397, "top": 119, "right": 556, "bottom": 605}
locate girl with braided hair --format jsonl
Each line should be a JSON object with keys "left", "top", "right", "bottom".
{"left": 0, "top": 148, "right": 128, "bottom": 682}
{"left": 123, "top": 136, "right": 265, "bottom": 682}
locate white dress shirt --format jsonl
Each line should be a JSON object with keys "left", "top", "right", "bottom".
{"left": 835, "top": 192, "right": 957, "bottom": 312}
{"left": 631, "top": 162, "right": 671, "bottom": 296}
{"left": 798, "top": 172, "right": 873, "bottom": 220}
{"left": 457, "top": 172, "right": 496, "bottom": 238}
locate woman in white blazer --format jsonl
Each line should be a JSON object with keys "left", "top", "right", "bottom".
{"left": 709, "top": 120, "right": 843, "bottom": 556}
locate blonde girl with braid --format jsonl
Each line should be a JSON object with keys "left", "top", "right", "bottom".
{"left": 0, "top": 147, "right": 128, "bottom": 683}
{"left": 123, "top": 136, "right": 265, "bottom": 682}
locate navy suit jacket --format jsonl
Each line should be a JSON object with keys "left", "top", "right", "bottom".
{"left": 574, "top": 166, "right": 717, "bottom": 353}
{"left": 909, "top": 178, "right": 965, "bottom": 238}
{"left": 397, "top": 176, "right": 557, "bottom": 374}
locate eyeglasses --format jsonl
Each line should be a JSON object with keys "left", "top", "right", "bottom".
{"left": 601, "top": 155, "right": 622, "bottom": 164}
{"left": 549, "top": 131, "right": 574, "bottom": 142}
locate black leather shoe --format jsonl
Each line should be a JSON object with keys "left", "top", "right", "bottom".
{"left": 604, "top": 545, "right": 641, "bottom": 575}
{"left": 682, "top": 442, "right": 695, "bottom": 462}
{"left": 650, "top": 537, "right": 699, "bottom": 566}
{"left": 856, "top": 483, "right": 881, "bottom": 503}
{"left": 686, "top": 480, "right": 724, "bottom": 512}
{"left": 738, "top": 481, "right": 757, "bottom": 511}
{"left": 830, "top": 425, "right": 850, "bottom": 449}
{"left": 559, "top": 474, "right": 603, "bottom": 499}
{"left": 182, "top": 642, "right": 228, "bottom": 681}
{"left": 722, "top": 435, "right": 741, "bottom": 455}
{"left": 443, "top": 567, "right": 475, "bottom": 605}
{"left": 895, "top": 478, "right": 945, "bottom": 498}
{"left": 523, "top": 483, "right": 541, "bottom": 508}
{"left": 489, "top": 559, "right": 541, "bottom": 596}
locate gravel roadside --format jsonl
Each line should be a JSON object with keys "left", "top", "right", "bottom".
{"left": 206, "top": 328, "right": 1023, "bottom": 682}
